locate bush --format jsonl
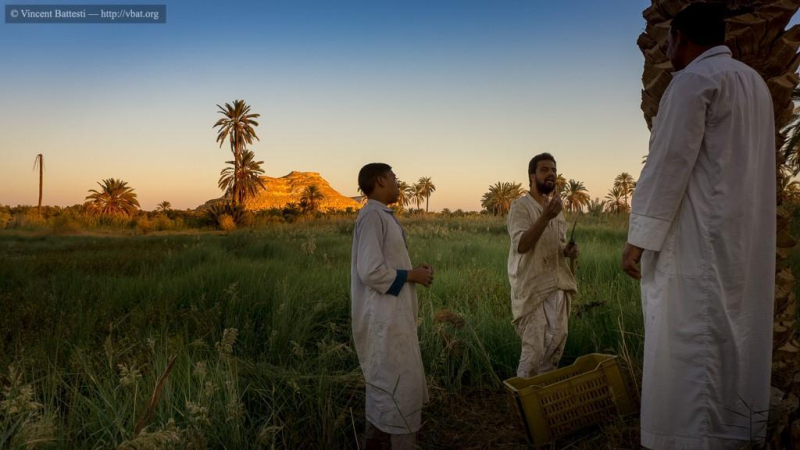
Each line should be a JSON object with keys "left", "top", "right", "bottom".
{"left": 52, "top": 215, "right": 80, "bottom": 235}
{"left": 8, "top": 210, "right": 46, "bottom": 230}
{"left": 204, "top": 202, "right": 246, "bottom": 228}
{"left": 172, "top": 217, "right": 186, "bottom": 230}
{"left": 239, "top": 211, "right": 255, "bottom": 228}
{"left": 154, "top": 216, "right": 175, "bottom": 231}
{"left": 218, "top": 214, "right": 236, "bottom": 232}
{"left": 136, "top": 217, "right": 153, "bottom": 235}
{"left": 0, "top": 210, "right": 10, "bottom": 229}
{"left": 253, "top": 210, "right": 285, "bottom": 226}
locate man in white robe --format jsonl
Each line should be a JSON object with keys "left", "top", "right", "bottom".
{"left": 351, "top": 162, "right": 434, "bottom": 449}
{"left": 508, "top": 153, "right": 578, "bottom": 378}
{"left": 621, "top": 4, "right": 776, "bottom": 449}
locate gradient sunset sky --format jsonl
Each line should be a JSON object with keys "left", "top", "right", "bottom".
{"left": 1, "top": 1, "right": 796, "bottom": 211}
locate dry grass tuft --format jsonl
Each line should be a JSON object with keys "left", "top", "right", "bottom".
{"left": 434, "top": 309, "right": 465, "bottom": 329}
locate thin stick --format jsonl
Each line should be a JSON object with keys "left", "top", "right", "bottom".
{"left": 616, "top": 314, "right": 640, "bottom": 402}
{"left": 133, "top": 356, "right": 177, "bottom": 437}
{"left": 350, "top": 407, "right": 361, "bottom": 450}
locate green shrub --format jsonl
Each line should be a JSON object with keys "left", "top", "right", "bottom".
{"left": 52, "top": 215, "right": 80, "bottom": 235}
{"left": 154, "top": 216, "right": 175, "bottom": 231}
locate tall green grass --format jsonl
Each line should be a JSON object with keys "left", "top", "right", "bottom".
{"left": 0, "top": 212, "right": 791, "bottom": 448}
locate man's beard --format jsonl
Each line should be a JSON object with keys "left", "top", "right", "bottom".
{"left": 536, "top": 178, "right": 555, "bottom": 195}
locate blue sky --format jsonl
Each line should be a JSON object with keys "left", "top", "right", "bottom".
{"left": 1, "top": 1, "right": 794, "bottom": 210}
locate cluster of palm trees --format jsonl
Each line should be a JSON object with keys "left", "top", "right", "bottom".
{"left": 79, "top": 100, "right": 267, "bottom": 219}
{"left": 29, "top": 151, "right": 143, "bottom": 219}
{"left": 480, "top": 172, "right": 638, "bottom": 216}
{"left": 81, "top": 181, "right": 172, "bottom": 219}
{"left": 279, "top": 185, "right": 327, "bottom": 215}
{"left": 603, "top": 172, "right": 636, "bottom": 214}
{"left": 560, "top": 172, "right": 637, "bottom": 215}
{"left": 214, "top": 100, "right": 266, "bottom": 207}
{"left": 392, "top": 177, "right": 436, "bottom": 213}
{"left": 74, "top": 87, "right": 799, "bottom": 219}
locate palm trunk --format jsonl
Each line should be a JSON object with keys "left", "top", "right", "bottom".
{"left": 37, "top": 154, "right": 43, "bottom": 216}
{"left": 232, "top": 142, "right": 241, "bottom": 206}
{"left": 425, "top": 195, "right": 429, "bottom": 213}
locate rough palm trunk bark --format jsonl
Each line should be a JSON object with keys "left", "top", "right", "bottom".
{"left": 232, "top": 142, "right": 241, "bottom": 206}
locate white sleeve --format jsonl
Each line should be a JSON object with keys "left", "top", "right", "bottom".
{"left": 508, "top": 200, "right": 535, "bottom": 254}
{"left": 355, "top": 210, "right": 406, "bottom": 295}
{"left": 628, "top": 72, "right": 717, "bottom": 251}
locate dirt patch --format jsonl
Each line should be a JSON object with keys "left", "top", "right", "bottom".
{"left": 420, "top": 388, "right": 640, "bottom": 449}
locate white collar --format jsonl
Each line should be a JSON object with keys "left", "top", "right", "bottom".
{"left": 678, "top": 45, "right": 731, "bottom": 74}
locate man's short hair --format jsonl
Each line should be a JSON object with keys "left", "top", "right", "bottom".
{"left": 671, "top": 3, "right": 726, "bottom": 47}
{"left": 528, "top": 153, "right": 556, "bottom": 176}
{"left": 358, "top": 163, "right": 392, "bottom": 196}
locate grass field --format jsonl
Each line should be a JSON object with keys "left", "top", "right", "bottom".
{"left": 0, "top": 212, "right": 795, "bottom": 449}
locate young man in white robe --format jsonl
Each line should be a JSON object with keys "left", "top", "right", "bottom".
{"left": 351, "top": 162, "right": 434, "bottom": 450}
{"left": 507, "top": 153, "right": 579, "bottom": 378}
{"left": 621, "top": 4, "right": 776, "bottom": 449}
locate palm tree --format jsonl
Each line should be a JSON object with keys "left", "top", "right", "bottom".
{"left": 394, "top": 180, "right": 412, "bottom": 212}
{"left": 283, "top": 201, "right": 302, "bottom": 216}
{"left": 782, "top": 87, "right": 800, "bottom": 175}
{"left": 603, "top": 187, "right": 627, "bottom": 214}
{"left": 410, "top": 183, "right": 425, "bottom": 213}
{"left": 213, "top": 100, "right": 260, "bottom": 206}
{"left": 481, "top": 182, "right": 525, "bottom": 216}
{"left": 85, "top": 178, "right": 140, "bottom": 217}
{"left": 614, "top": 172, "right": 636, "bottom": 207}
{"left": 32, "top": 154, "right": 43, "bottom": 216}
{"left": 638, "top": 1, "right": 800, "bottom": 392}
{"left": 555, "top": 174, "right": 567, "bottom": 199}
{"left": 218, "top": 149, "right": 267, "bottom": 205}
{"left": 417, "top": 177, "right": 436, "bottom": 212}
{"left": 300, "top": 185, "right": 325, "bottom": 213}
{"left": 156, "top": 201, "right": 172, "bottom": 214}
{"left": 563, "top": 179, "right": 591, "bottom": 213}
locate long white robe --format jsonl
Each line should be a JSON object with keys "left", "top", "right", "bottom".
{"left": 507, "top": 193, "right": 577, "bottom": 321}
{"left": 351, "top": 200, "right": 429, "bottom": 434}
{"left": 628, "top": 46, "right": 776, "bottom": 450}
{"left": 507, "top": 193, "right": 577, "bottom": 377}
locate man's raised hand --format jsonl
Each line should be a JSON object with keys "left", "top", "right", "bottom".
{"left": 543, "top": 195, "right": 563, "bottom": 221}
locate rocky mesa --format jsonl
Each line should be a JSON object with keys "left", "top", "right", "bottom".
{"left": 204, "top": 171, "right": 362, "bottom": 211}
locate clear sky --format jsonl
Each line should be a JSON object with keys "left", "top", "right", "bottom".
{"left": 0, "top": 1, "right": 794, "bottom": 211}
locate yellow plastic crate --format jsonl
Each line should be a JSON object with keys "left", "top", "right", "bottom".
{"left": 503, "top": 353, "right": 637, "bottom": 448}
